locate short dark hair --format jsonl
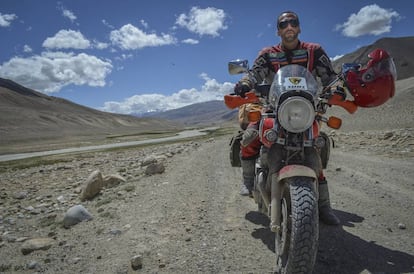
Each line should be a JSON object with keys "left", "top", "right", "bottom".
{"left": 277, "top": 10, "right": 300, "bottom": 25}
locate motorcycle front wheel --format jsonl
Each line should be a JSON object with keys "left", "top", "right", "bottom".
{"left": 275, "top": 177, "right": 318, "bottom": 274}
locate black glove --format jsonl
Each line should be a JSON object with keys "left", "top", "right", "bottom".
{"left": 333, "top": 86, "right": 346, "bottom": 101}
{"left": 234, "top": 82, "right": 251, "bottom": 97}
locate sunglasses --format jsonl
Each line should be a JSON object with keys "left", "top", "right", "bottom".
{"left": 278, "top": 19, "right": 299, "bottom": 29}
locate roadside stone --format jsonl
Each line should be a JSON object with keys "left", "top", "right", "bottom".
{"left": 16, "top": 237, "right": 30, "bottom": 242}
{"left": 3, "top": 233, "right": 17, "bottom": 242}
{"left": 27, "top": 260, "right": 40, "bottom": 269}
{"left": 141, "top": 156, "right": 157, "bottom": 167}
{"left": 398, "top": 223, "right": 406, "bottom": 229}
{"left": 131, "top": 254, "right": 143, "bottom": 270}
{"left": 21, "top": 238, "right": 54, "bottom": 255}
{"left": 62, "top": 205, "right": 93, "bottom": 228}
{"left": 383, "top": 131, "right": 394, "bottom": 140}
{"left": 4, "top": 217, "right": 15, "bottom": 225}
{"left": 71, "top": 257, "right": 81, "bottom": 264}
{"left": 155, "top": 155, "right": 168, "bottom": 163}
{"left": 145, "top": 162, "right": 165, "bottom": 175}
{"left": 57, "top": 195, "right": 66, "bottom": 203}
{"left": 13, "top": 191, "right": 28, "bottom": 200}
{"left": 80, "top": 170, "right": 103, "bottom": 201}
{"left": 74, "top": 186, "right": 82, "bottom": 194}
{"left": 157, "top": 253, "right": 167, "bottom": 269}
{"left": 25, "top": 206, "right": 41, "bottom": 215}
{"left": 102, "top": 174, "right": 126, "bottom": 188}
{"left": 109, "top": 229, "right": 122, "bottom": 236}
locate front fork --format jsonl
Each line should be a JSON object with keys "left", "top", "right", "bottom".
{"left": 269, "top": 165, "right": 317, "bottom": 233}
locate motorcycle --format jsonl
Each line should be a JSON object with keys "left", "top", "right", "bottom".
{"left": 224, "top": 49, "right": 396, "bottom": 273}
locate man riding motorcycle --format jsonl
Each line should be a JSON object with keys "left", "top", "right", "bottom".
{"left": 235, "top": 10, "right": 342, "bottom": 225}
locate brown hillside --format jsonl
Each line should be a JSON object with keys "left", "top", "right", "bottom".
{"left": 0, "top": 78, "right": 183, "bottom": 154}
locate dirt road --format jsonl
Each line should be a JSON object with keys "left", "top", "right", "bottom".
{"left": 0, "top": 132, "right": 413, "bottom": 273}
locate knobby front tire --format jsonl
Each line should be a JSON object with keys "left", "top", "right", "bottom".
{"left": 275, "top": 177, "right": 319, "bottom": 274}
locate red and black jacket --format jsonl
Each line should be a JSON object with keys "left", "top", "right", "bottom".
{"left": 250, "top": 40, "right": 337, "bottom": 87}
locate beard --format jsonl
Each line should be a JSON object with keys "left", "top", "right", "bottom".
{"left": 283, "top": 31, "right": 299, "bottom": 43}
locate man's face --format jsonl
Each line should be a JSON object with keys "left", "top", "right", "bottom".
{"left": 277, "top": 14, "right": 301, "bottom": 43}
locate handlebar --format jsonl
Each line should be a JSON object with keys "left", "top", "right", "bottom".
{"left": 225, "top": 89, "right": 358, "bottom": 114}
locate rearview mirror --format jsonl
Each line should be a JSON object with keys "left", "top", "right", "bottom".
{"left": 228, "top": 59, "right": 249, "bottom": 75}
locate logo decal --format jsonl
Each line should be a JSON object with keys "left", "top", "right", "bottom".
{"left": 289, "top": 77, "right": 302, "bottom": 85}
{"left": 283, "top": 77, "right": 308, "bottom": 90}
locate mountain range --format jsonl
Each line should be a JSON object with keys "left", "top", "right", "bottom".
{"left": 1, "top": 36, "right": 413, "bottom": 153}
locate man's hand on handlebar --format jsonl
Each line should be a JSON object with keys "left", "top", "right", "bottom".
{"left": 234, "top": 82, "right": 251, "bottom": 97}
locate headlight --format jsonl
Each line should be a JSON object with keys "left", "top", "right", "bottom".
{"left": 278, "top": 96, "right": 314, "bottom": 133}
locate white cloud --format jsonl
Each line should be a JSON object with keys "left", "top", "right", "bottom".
{"left": 101, "top": 73, "right": 234, "bottom": 114}
{"left": 43, "top": 29, "right": 91, "bottom": 49}
{"left": 176, "top": 7, "right": 227, "bottom": 37}
{"left": 62, "top": 9, "right": 77, "bottom": 22}
{"left": 110, "top": 24, "right": 176, "bottom": 50}
{"left": 140, "top": 19, "right": 149, "bottom": 29}
{"left": 114, "top": 53, "right": 133, "bottom": 61}
{"left": 102, "top": 19, "right": 115, "bottom": 29}
{"left": 336, "top": 4, "right": 401, "bottom": 37}
{"left": 0, "top": 52, "right": 112, "bottom": 93}
{"left": 0, "top": 13, "right": 17, "bottom": 27}
{"left": 182, "top": 38, "right": 199, "bottom": 45}
{"left": 331, "top": 55, "right": 344, "bottom": 61}
{"left": 93, "top": 40, "right": 109, "bottom": 49}
{"left": 23, "top": 45, "right": 33, "bottom": 53}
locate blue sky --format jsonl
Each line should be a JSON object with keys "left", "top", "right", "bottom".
{"left": 0, "top": 0, "right": 412, "bottom": 115}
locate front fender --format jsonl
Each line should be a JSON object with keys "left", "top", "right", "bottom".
{"left": 270, "top": 165, "right": 317, "bottom": 233}
{"left": 277, "top": 165, "right": 317, "bottom": 182}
